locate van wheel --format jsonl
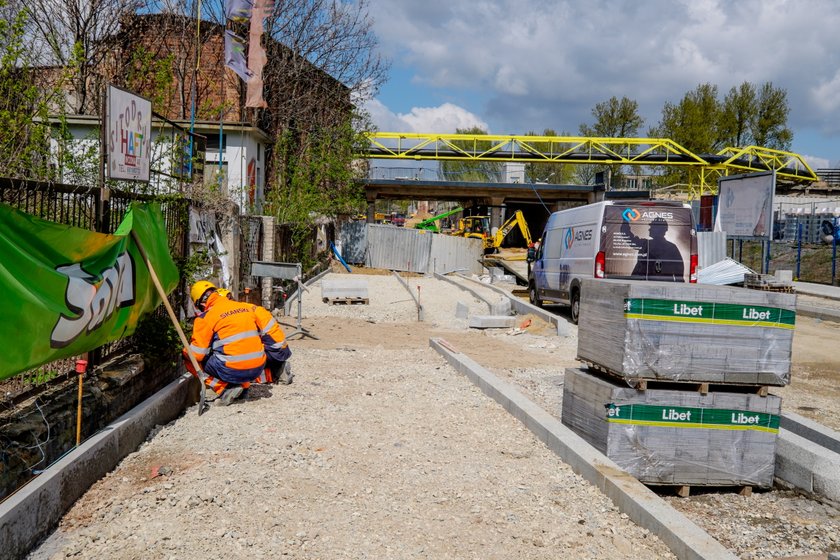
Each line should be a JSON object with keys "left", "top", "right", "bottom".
{"left": 570, "top": 289, "right": 580, "bottom": 324}
{"left": 529, "top": 284, "right": 542, "bottom": 308}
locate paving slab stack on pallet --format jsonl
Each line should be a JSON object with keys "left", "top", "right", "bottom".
{"left": 576, "top": 279, "right": 796, "bottom": 385}
{"left": 562, "top": 279, "right": 796, "bottom": 489}
{"left": 562, "top": 367, "right": 782, "bottom": 487}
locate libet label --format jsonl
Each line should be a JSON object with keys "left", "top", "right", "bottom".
{"left": 605, "top": 403, "right": 779, "bottom": 433}
{"left": 623, "top": 298, "right": 795, "bottom": 329}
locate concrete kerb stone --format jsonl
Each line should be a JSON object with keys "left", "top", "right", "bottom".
{"left": 433, "top": 272, "right": 495, "bottom": 313}
{"left": 796, "top": 302, "right": 840, "bottom": 323}
{"left": 781, "top": 412, "right": 840, "bottom": 455}
{"left": 775, "top": 428, "right": 840, "bottom": 505}
{"left": 0, "top": 373, "right": 194, "bottom": 560}
{"left": 453, "top": 272, "right": 572, "bottom": 335}
{"left": 429, "top": 337, "right": 738, "bottom": 560}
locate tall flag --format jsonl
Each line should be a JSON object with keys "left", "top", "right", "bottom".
{"left": 224, "top": 30, "right": 253, "bottom": 83}
{"left": 246, "top": 0, "right": 274, "bottom": 108}
{"left": 225, "top": 0, "right": 253, "bottom": 22}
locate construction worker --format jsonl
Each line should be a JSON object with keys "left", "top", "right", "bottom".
{"left": 212, "top": 287, "right": 293, "bottom": 385}
{"left": 185, "top": 281, "right": 291, "bottom": 405}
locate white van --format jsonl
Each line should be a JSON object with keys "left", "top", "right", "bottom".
{"left": 527, "top": 200, "right": 698, "bottom": 323}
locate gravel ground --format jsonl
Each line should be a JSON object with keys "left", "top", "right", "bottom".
{"left": 29, "top": 271, "right": 671, "bottom": 560}
{"left": 29, "top": 270, "right": 840, "bottom": 559}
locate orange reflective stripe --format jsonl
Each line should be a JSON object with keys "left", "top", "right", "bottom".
{"left": 205, "top": 376, "right": 227, "bottom": 394}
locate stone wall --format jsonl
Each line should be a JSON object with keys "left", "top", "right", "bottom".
{"left": 0, "top": 354, "right": 182, "bottom": 501}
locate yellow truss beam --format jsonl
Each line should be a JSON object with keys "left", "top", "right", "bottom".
{"left": 360, "top": 133, "right": 818, "bottom": 197}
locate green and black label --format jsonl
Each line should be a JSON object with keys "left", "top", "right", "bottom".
{"left": 623, "top": 298, "right": 795, "bottom": 329}
{"left": 605, "top": 403, "right": 780, "bottom": 433}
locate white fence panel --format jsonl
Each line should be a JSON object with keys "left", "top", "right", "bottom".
{"left": 365, "top": 225, "right": 432, "bottom": 272}
{"left": 429, "top": 233, "right": 484, "bottom": 275}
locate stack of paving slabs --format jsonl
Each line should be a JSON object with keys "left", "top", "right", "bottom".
{"left": 563, "top": 279, "right": 795, "bottom": 488}
{"left": 561, "top": 367, "right": 781, "bottom": 487}
{"left": 576, "top": 279, "right": 796, "bottom": 385}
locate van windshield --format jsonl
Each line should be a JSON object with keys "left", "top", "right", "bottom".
{"left": 601, "top": 205, "right": 695, "bottom": 282}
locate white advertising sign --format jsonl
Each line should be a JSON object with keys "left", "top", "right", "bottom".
{"left": 715, "top": 172, "right": 775, "bottom": 239}
{"left": 107, "top": 85, "right": 152, "bottom": 182}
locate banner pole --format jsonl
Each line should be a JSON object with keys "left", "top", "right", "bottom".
{"left": 74, "top": 359, "right": 87, "bottom": 446}
{"left": 131, "top": 231, "right": 209, "bottom": 415}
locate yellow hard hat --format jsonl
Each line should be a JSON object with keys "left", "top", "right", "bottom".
{"left": 217, "top": 288, "right": 233, "bottom": 299}
{"left": 190, "top": 280, "right": 216, "bottom": 305}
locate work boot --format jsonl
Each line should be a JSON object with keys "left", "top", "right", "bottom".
{"left": 218, "top": 386, "right": 244, "bottom": 406}
{"left": 278, "top": 362, "right": 294, "bottom": 385}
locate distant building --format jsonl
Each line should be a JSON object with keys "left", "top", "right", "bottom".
{"left": 34, "top": 13, "right": 351, "bottom": 211}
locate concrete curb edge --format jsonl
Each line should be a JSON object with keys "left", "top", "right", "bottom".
{"left": 0, "top": 374, "right": 194, "bottom": 560}
{"left": 429, "top": 337, "right": 737, "bottom": 560}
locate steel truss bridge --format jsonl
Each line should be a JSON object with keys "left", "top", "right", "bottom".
{"left": 360, "top": 132, "right": 818, "bottom": 198}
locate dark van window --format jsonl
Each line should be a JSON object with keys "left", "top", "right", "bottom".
{"left": 601, "top": 205, "right": 694, "bottom": 282}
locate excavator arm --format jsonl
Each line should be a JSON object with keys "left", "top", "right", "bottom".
{"left": 414, "top": 206, "right": 464, "bottom": 232}
{"left": 492, "top": 210, "right": 532, "bottom": 249}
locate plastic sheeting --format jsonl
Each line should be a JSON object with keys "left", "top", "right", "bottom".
{"left": 698, "top": 257, "right": 756, "bottom": 285}
{"left": 561, "top": 367, "right": 780, "bottom": 487}
{"left": 576, "top": 279, "right": 796, "bottom": 385}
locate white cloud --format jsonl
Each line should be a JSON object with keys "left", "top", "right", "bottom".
{"left": 801, "top": 154, "right": 830, "bottom": 170}
{"left": 363, "top": 100, "right": 489, "bottom": 134}
{"left": 369, "top": 0, "right": 840, "bottom": 161}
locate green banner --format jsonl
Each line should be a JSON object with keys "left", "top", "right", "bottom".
{"left": 605, "top": 403, "right": 780, "bottom": 433}
{"left": 624, "top": 298, "right": 796, "bottom": 330}
{"left": 0, "top": 202, "right": 179, "bottom": 380}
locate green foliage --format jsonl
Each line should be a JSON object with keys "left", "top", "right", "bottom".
{"left": 753, "top": 82, "right": 792, "bottom": 150}
{"left": 579, "top": 96, "right": 644, "bottom": 138}
{"left": 578, "top": 97, "right": 645, "bottom": 187}
{"left": 0, "top": 3, "right": 55, "bottom": 180}
{"left": 133, "top": 312, "right": 182, "bottom": 368}
{"left": 440, "top": 127, "right": 503, "bottom": 182}
{"left": 264, "top": 112, "right": 367, "bottom": 267}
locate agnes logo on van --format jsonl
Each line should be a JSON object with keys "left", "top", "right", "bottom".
{"left": 622, "top": 207, "right": 674, "bottom": 221}
{"left": 565, "top": 227, "right": 592, "bottom": 249}
{"left": 622, "top": 208, "right": 641, "bottom": 222}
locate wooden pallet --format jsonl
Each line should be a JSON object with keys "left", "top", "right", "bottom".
{"left": 580, "top": 360, "right": 770, "bottom": 396}
{"left": 650, "top": 484, "right": 754, "bottom": 498}
{"left": 323, "top": 297, "right": 369, "bottom": 305}
{"left": 745, "top": 284, "right": 795, "bottom": 293}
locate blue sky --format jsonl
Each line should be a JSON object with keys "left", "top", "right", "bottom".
{"left": 363, "top": 0, "right": 840, "bottom": 170}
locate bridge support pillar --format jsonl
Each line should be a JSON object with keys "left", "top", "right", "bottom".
{"left": 366, "top": 200, "right": 376, "bottom": 224}
{"left": 490, "top": 198, "right": 504, "bottom": 235}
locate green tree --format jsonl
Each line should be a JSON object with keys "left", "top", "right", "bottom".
{"left": 579, "top": 96, "right": 644, "bottom": 138}
{"left": 719, "top": 82, "right": 757, "bottom": 148}
{"left": 439, "top": 126, "right": 503, "bottom": 183}
{"left": 579, "top": 96, "right": 644, "bottom": 189}
{"left": 0, "top": 3, "right": 55, "bottom": 179}
{"left": 752, "top": 82, "right": 792, "bottom": 150}
{"left": 651, "top": 83, "right": 721, "bottom": 154}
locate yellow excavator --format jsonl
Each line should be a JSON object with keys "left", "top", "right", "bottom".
{"left": 452, "top": 210, "right": 532, "bottom": 253}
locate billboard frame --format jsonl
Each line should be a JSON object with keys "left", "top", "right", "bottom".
{"left": 106, "top": 84, "right": 153, "bottom": 183}
{"left": 715, "top": 171, "right": 776, "bottom": 241}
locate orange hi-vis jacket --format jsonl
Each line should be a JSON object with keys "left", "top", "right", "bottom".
{"left": 188, "top": 293, "right": 269, "bottom": 383}
{"left": 254, "top": 305, "right": 291, "bottom": 362}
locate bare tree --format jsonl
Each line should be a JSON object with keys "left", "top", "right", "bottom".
{"left": 25, "top": 0, "right": 148, "bottom": 114}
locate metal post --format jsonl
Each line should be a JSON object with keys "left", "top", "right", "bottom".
{"left": 796, "top": 222, "right": 803, "bottom": 280}
{"left": 764, "top": 239, "right": 771, "bottom": 275}
{"left": 832, "top": 228, "right": 837, "bottom": 286}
